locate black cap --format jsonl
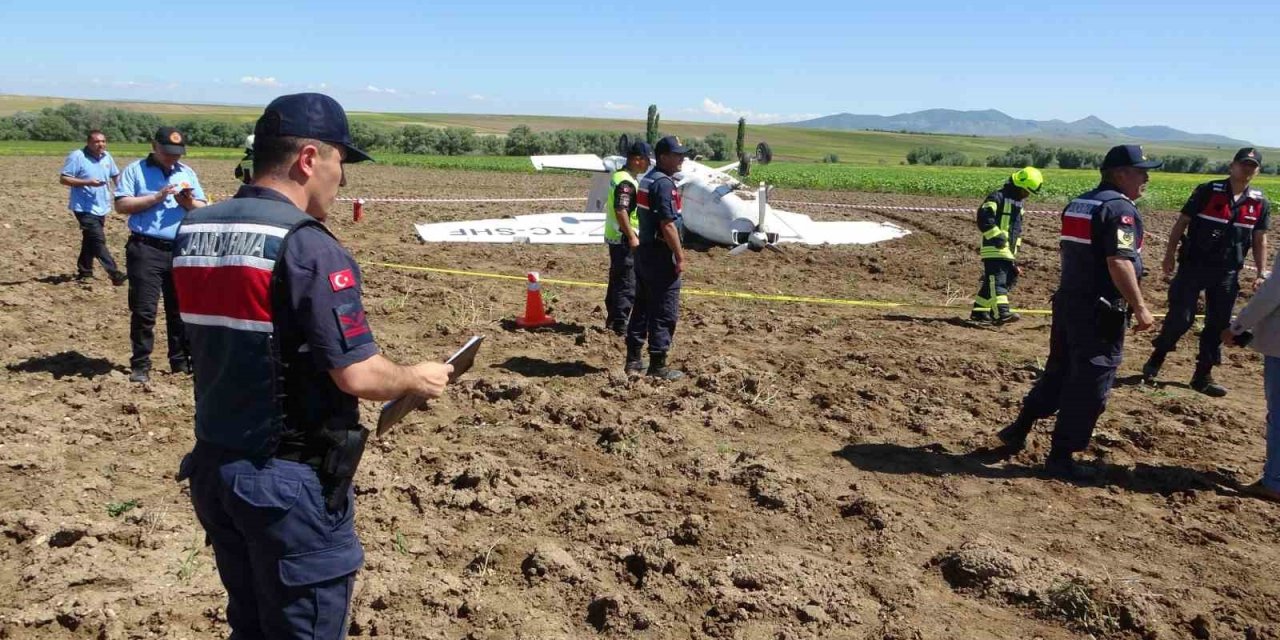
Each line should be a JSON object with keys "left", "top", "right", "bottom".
{"left": 1234, "top": 147, "right": 1262, "bottom": 166}
{"left": 627, "top": 140, "right": 653, "bottom": 157}
{"left": 1101, "top": 144, "right": 1163, "bottom": 170}
{"left": 655, "top": 135, "right": 689, "bottom": 156}
{"left": 253, "top": 93, "right": 372, "bottom": 163}
{"left": 154, "top": 126, "right": 187, "bottom": 155}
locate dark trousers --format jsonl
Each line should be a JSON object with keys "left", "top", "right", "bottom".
{"left": 973, "top": 258, "right": 1017, "bottom": 314}
{"left": 126, "top": 234, "right": 187, "bottom": 371}
{"left": 184, "top": 447, "right": 361, "bottom": 640}
{"left": 627, "top": 245, "right": 681, "bottom": 354}
{"left": 605, "top": 242, "right": 636, "bottom": 331}
{"left": 1018, "top": 301, "right": 1122, "bottom": 453}
{"left": 74, "top": 212, "right": 120, "bottom": 277}
{"left": 1151, "top": 264, "right": 1239, "bottom": 367}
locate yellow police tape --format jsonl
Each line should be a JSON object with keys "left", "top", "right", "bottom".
{"left": 367, "top": 261, "right": 1057, "bottom": 315}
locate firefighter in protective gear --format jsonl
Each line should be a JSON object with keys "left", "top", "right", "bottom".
{"left": 603, "top": 140, "right": 652, "bottom": 335}
{"left": 233, "top": 134, "right": 254, "bottom": 185}
{"left": 971, "top": 166, "right": 1043, "bottom": 324}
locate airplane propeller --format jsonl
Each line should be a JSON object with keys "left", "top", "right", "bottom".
{"left": 728, "top": 182, "right": 783, "bottom": 256}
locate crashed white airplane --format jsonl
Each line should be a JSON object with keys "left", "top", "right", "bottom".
{"left": 414, "top": 141, "right": 908, "bottom": 252}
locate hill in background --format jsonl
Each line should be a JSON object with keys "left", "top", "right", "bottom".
{"left": 785, "top": 108, "right": 1248, "bottom": 147}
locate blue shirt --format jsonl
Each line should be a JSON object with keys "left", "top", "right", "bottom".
{"left": 115, "top": 155, "right": 206, "bottom": 240}
{"left": 61, "top": 147, "right": 119, "bottom": 216}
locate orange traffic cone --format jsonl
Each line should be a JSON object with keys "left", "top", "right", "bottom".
{"left": 516, "top": 271, "right": 556, "bottom": 328}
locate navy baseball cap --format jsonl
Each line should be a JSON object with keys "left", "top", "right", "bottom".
{"left": 655, "top": 135, "right": 689, "bottom": 156}
{"left": 1101, "top": 144, "right": 1162, "bottom": 170}
{"left": 627, "top": 140, "right": 653, "bottom": 157}
{"left": 253, "top": 93, "right": 373, "bottom": 163}
{"left": 1234, "top": 147, "right": 1262, "bottom": 166}
{"left": 154, "top": 126, "right": 187, "bottom": 155}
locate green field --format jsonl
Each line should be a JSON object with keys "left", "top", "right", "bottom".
{"left": 11, "top": 139, "right": 1274, "bottom": 211}
{"left": 4, "top": 94, "right": 1271, "bottom": 165}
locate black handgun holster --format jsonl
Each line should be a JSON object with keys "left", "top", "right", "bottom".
{"left": 319, "top": 427, "right": 370, "bottom": 512}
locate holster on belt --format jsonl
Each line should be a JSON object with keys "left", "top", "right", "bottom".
{"left": 1096, "top": 297, "right": 1130, "bottom": 342}
{"left": 318, "top": 424, "right": 369, "bottom": 512}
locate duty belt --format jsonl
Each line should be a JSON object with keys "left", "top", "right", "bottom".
{"left": 130, "top": 233, "right": 175, "bottom": 250}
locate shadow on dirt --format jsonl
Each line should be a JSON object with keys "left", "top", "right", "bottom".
{"left": 499, "top": 318, "right": 585, "bottom": 336}
{"left": 834, "top": 441, "right": 1243, "bottom": 496}
{"left": 0, "top": 274, "right": 78, "bottom": 286}
{"left": 7, "top": 351, "right": 124, "bottom": 380}
{"left": 493, "top": 356, "right": 605, "bottom": 378}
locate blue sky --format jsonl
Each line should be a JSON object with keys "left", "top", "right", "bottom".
{"left": 3, "top": 0, "right": 1278, "bottom": 144}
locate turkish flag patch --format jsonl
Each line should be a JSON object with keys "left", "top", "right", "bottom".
{"left": 333, "top": 302, "right": 373, "bottom": 350}
{"left": 1121, "top": 215, "right": 1134, "bottom": 225}
{"left": 329, "top": 269, "right": 355, "bottom": 291}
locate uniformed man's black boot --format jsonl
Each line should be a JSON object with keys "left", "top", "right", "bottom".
{"left": 646, "top": 352, "right": 684, "bottom": 380}
{"left": 1141, "top": 349, "right": 1167, "bottom": 383}
{"left": 1190, "top": 362, "right": 1228, "bottom": 397}
{"left": 1044, "top": 448, "right": 1097, "bottom": 482}
{"left": 996, "top": 408, "right": 1035, "bottom": 451}
{"left": 624, "top": 344, "right": 644, "bottom": 375}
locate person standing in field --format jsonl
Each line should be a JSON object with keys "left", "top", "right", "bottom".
{"left": 60, "top": 130, "right": 125, "bottom": 285}
{"left": 970, "top": 167, "right": 1043, "bottom": 324}
{"left": 1142, "top": 148, "right": 1270, "bottom": 397}
{"left": 995, "top": 145, "right": 1158, "bottom": 480}
{"left": 114, "top": 126, "right": 206, "bottom": 383}
{"left": 603, "top": 140, "right": 651, "bottom": 335}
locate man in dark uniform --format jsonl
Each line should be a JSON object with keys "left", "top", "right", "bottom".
{"left": 995, "top": 145, "right": 1158, "bottom": 480}
{"left": 625, "top": 135, "right": 686, "bottom": 379}
{"left": 1142, "top": 147, "right": 1270, "bottom": 397}
{"left": 970, "top": 166, "right": 1043, "bottom": 324}
{"left": 172, "top": 93, "right": 453, "bottom": 640}
{"left": 603, "top": 140, "right": 651, "bottom": 335}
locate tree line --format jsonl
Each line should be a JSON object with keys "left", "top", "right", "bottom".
{"left": 0, "top": 101, "right": 739, "bottom": 161}
{"left": 907, "top": 142, "right": 1280, "bottom": 175}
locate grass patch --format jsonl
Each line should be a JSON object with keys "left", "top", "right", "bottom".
{"left": 106, "top": 498, "right": 139, "bottom": 518}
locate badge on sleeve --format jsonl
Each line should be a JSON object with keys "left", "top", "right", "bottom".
{"left": 329, "top": 269, "right": 355, "bottom": 292}
{"left": 1118, "top": 228, "right": 1135, "bottom": 249}
{"left": 333, "top": 302, "right": 373, "bottom": 350}
{"left": 1121, "top": 215, "right": 1134, "bottom": 225}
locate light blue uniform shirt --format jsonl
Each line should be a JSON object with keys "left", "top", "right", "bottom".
{"left": 115, "top": 155, "right": 205, "bottom": 240}
{"left": 60, "top": 148, "right": 119, "bottom": 216}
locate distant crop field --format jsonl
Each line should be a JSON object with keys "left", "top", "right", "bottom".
{"left": 7, "top": 140, "right": 1276, "bottom": 211}
{"left": 4, "top": 94, "right": 1271, "bottom": 165}
{"left": 752, "top": 164, "right": 1280, "bottom": 211}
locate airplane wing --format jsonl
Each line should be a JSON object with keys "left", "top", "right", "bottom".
{"left": 530, "top": 154, "right": 609, "bottom": 172}
{"left": 767, "top": 209, "right": 909, "bottom": 245}
{"left": 415, "top": 212, "right": 606, "bottom": 244}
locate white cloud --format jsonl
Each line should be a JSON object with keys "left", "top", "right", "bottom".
{"left": 702, "top": 98, "right": 735, "bottom": 116}
{"left": 363, "top": 85, "right": 398, "bottom": 94}
{"left": 602, "top": 101, "right": 635, "bottom": 111}
{"left": 468, "top": 94, "right": 486, "bottom": 101}
{"left": 241, "top": 76, "right": 281, "bottom": 88}
{"left": 699, "top": 97, "right": 818, "bottom": 124}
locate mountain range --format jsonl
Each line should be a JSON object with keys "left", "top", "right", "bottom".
{"left": 783, "top": 109, "right": 1248, "bottom": 146}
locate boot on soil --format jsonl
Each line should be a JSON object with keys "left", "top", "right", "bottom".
{"left": 1141, "top": 349, "right": 1167, "bottom": 384}
{"left": 646, "top": 352, "right": 684, "bottom": 381}
{"left": 1190, "top": 362, "right": 1228, "bottom": 397}
{"left": 129, "top": 367, "right": 150, "bottom": 384}
{"left": 969, "top": 310, "right": 994, "bottom": 324}
{"left": 1044, "top": 448, "right": 1098, "bottom": 483}
{"left": 109, "top": 271, "right": 128, "bottom": 287}
{"left": 996, "top": 411, "right": 1035, "bottom": 451}
{"left": 624, "top": 344, "right": 644, "bottom": 375}
{"left": 994, "top": 308, "right": 1021, "bottom": 324}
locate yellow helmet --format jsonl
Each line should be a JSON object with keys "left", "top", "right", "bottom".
{"left": 1010, "top": 166, "right": 1044, "bottom": 194}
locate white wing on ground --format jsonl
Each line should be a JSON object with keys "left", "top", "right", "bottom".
{"left": 530, "top": 155, "right": 608, "bottom": 172}
{"left": 415, "top": 213, "right": 606, "bottom": 244}
{"left": 767, "top": 209, "right": 909, "bottom": 245}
